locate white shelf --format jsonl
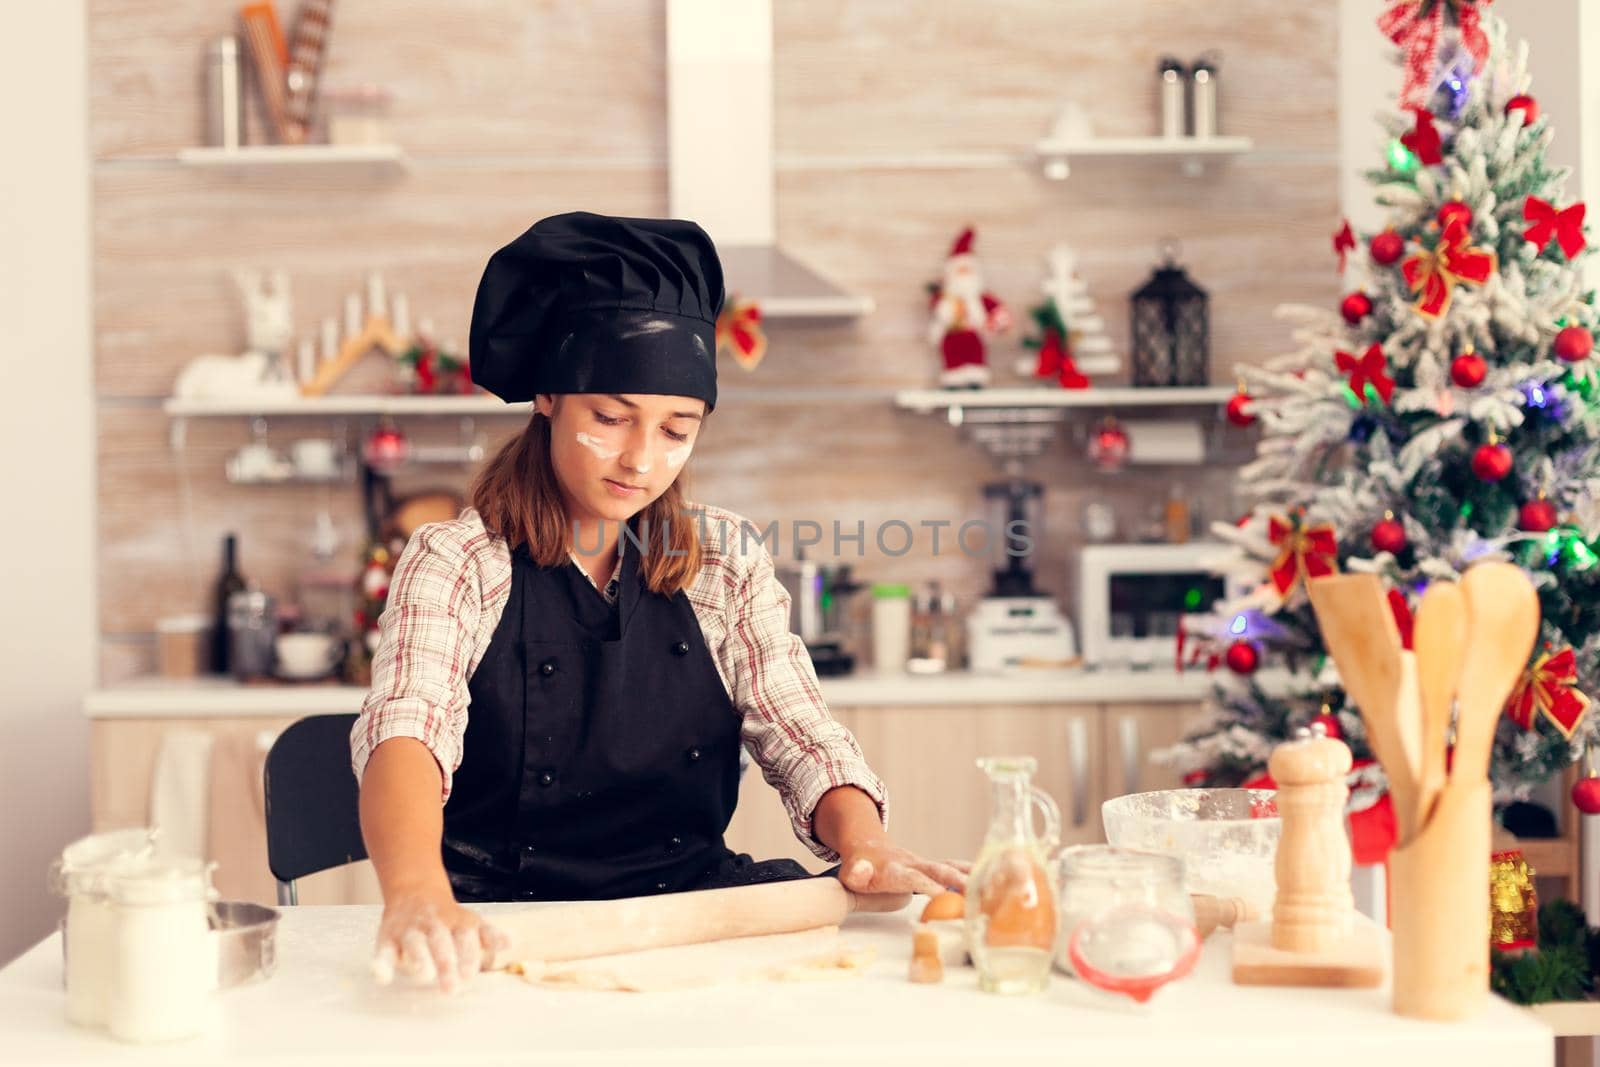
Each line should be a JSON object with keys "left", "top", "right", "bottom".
{"left": 163, "top": 394, "right": 527, "bottom": 418}
{"left": 894, "top": 385, "right": 1235, "bottom": 414}
{"left": 175, "top": 144, "right": 408, "bottom": 174}
{"left": 1034, "top": 135, "right": 1253, "bottom": 179}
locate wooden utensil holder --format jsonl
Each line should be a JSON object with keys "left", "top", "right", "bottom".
{"left": 1389, "top": 778, "right": 1491, "bottom": 1021}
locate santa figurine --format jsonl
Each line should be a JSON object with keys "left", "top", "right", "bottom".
{"left": 928, "top": 227, "right": 1011, "bottom": 388}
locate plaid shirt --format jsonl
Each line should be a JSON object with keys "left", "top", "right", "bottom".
{"left": 351, "top": 505, "right": 887, "bottom": 861}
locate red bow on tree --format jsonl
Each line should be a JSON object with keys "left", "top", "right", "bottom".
{"left": 1333, "top": 220, "right": 1356, "bottom": 272}
{"left": 1400, "top": 108, "right": 1444, "bottom": 165}
{"left": 1033, "top": 328, "right": 1089, "bottom": 389}
{"left": 1378, "top": 0, "right": 1493, "bottom": 109}
{"left": 715, "top": 297, "right": 767, "bottom": 371}
{"left": 1267, "top": 513, "right": 1339, "bottom": 596}
{"left": 1506, "top": 646, "right": 1591, "bottom": 737}
{"left": 1336, "top": 343, "right": 1396, "bottom": 405}
{"left": 1524, "top": 196, "right": 1588, "bottom": 259}
{"left": 1401, "top": 216, "right": 1496, "bottom": 317}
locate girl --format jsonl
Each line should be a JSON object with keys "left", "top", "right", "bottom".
{"left": 352, "top": 212, "right": 966, "bottom": 991}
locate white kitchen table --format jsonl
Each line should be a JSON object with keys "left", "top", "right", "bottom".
{"left": 0, "top": 903, "right": 1552, "bottom": 1066}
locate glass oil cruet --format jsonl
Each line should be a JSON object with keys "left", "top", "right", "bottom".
{"left": 965, "top": 756, "right": 1061, "bottom": 994}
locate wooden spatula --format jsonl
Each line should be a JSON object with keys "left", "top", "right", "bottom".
{"left": 1453, "top": 562, "right": 1540, "bottom": 784}
{"left": 1412, "top": 581, "right": 1468, "bottom": 829}
{"left": 1307, "top": 573, "right": 1421, "bottom": 838}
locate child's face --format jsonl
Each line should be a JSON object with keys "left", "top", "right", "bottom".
{"left": 537, "top": 393, "right": 705, "bottom": 524}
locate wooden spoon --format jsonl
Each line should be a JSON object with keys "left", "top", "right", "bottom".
{"left": 1453, "top": 562, "right": 1540, "bottom": 785}
{"left": 1412, "top": 581, "right": 1468, "bottom": 830}
{"left": 1307, "top": 573, "right": 1421, "bottom": 837}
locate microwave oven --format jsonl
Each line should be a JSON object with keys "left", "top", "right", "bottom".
{"left": 1077, "top": 542, "right": 1234, "bottom": 669}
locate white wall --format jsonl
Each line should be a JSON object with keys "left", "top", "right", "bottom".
{"left": 0, "top": 0, "right": 95, "bottom": 963}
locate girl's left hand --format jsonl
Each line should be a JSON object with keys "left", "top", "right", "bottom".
{"left": 838, "top": 837, "right": 971, "bottom": 898}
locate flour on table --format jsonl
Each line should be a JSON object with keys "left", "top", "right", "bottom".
{"left": 503, "top": 926, "right": 876, "bottom": 992}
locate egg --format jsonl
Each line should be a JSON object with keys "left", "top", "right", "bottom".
{"left": 977, "top": 850, "right": 1056, "bottom": 950}
{"left": 920, "top": 891, "right": 965, "bottom": 922}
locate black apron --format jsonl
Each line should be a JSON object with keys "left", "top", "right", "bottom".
{"left": 442, "top": 530, "right": 817, "bottom": 901}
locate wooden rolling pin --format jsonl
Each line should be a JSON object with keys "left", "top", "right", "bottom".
{"left": 493, "top": 880, "right": 908, "bottom": 965}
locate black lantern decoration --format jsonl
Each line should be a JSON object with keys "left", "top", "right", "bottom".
{"left": 1130, "top": 243, "right": 1209, "bottom": 387}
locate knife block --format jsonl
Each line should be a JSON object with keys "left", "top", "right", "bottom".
{"left": 1389, "top": 778, "right": 1492, "bottom": 1020}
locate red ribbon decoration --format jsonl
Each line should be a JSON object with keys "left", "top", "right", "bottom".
{"left": 1401, "top": 216, "right": 1496, "bottom": 317}
{"left": 1247, "top": 760, "right": 1396, "bottom": 865}
{"left": 1378, "top": 1, "right": 1493, "bottom": 110}
{"left": 1524, "top": 196, "right": 1588, "bottom": 259}
{"left": 1335, "top": 343, "right": 1396, "bottom": 405}
{"left": 1267, "top": 514, "right": 1338, "bottom": 596}
{"left": 1386, "top": 587, "right": 1415, "bottom": 650}
{"left": 1506, "top": 647, "right": 1591, "bottom": 738}
{"left": 1400, "top": 108, "right": 1443, "bottom": 165}
{"left": 715, "top": 297, "right": 767, "bottom": 371}
{"left": 1033, "top": 328, "right": 1089, "bottom": 389}
{"left": 1333, "top": 220, "right": 1356, "bottom": 272}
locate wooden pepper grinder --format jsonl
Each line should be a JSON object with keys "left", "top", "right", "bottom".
{"left": 1271, "top": 723, "right": 1354, "bottom": 952}
{"left": 1233, "top": 724, "right": 1383, "bottom": 987}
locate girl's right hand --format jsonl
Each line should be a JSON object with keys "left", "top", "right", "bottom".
{"left": 371, "top": 886, "right": 511, "bottom": 993}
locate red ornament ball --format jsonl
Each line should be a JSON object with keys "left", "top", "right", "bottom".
{"left": 1437, "top": 201, "right": 1473, "bottom": 231}
{"left": 1340, "top": 292, "right": 1373, "bottom": 326}
{"left": 1310, "top": 712, "right": 1344, "bottom": 740}
{"left": 1471, "top": 442, "right": 1514, "bottom": 482}
{"left": 1505, "top": 94, "right": 1540, "bottom": 126}
{"left": 1371, "top": 517, "right": 1408, "bottom": 554}
{"left": 1370, "top": 231, "right": 1405, "bottom": 266}
{"left": 1450, "top": 351, "right": 1488, "bottom": 388}
{"left": 362, "top": 424, "right": 409, "bottom": 474}
{"left": 1226, "top": 392, "right": 1256, "bottom": 427}
{"left": 1089, "top": 421, "right": 1131, "bottom": 472}
{"left": 1182, "top": 769, "right": 1209, "bottom": 787}
{"left": 1519, "top": 499, "right": 1558, "bottom": 532}
{"left": 1555, "top": 325, "right": 1594, "bottom": 363}
{"left": 1573, "top": 775, "right": 1600, "bottom": 815}
{"left": 1225, "top": 640, "right": 1260, "bottom": 676}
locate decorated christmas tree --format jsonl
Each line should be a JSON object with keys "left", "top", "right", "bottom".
{"left": 1162, "top": 7, "right": 1600, "bottom": 817}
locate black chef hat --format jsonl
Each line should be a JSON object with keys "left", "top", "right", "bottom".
{"left": 469, "top": 211, "right": 725, "bottom": 409}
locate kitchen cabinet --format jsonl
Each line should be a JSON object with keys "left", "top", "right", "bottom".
{"left": 1099, "top": 701, "right": 1216, "bottom": 804}
{"left": 726, "top": 703, "right": 1152, "bottom": 870}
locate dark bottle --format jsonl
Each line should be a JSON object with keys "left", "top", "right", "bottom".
{"left": 211, "top": 534, "right": 247, "bottom": 673}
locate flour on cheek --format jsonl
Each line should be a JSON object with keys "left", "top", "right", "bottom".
{"left": 574, "top": 432, "right": 621, "bottom": 461}
{"left": 664, "top": 442, "right": 693, "bottom": 470}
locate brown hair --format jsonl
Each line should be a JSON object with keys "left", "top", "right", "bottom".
{"left": 469, "top": 407, "right": 704, "bottom": 596}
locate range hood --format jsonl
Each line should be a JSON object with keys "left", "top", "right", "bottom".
{"left": 666, "top": 0, "right": 874, "bottom": 318}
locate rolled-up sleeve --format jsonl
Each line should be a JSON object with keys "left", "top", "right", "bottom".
{"left": 350, "top": 523, "right": 482, "bottom": 803}
{"left": 725, "top": 540, "right": 888, "bottom": 862}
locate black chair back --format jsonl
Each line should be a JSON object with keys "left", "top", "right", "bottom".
{"left": 263, "top": 713, "right": 367, "bottom": 904}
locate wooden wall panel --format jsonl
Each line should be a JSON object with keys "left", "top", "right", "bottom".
{"left": 88, "top": 0, "right": 1339, "bottom": 680}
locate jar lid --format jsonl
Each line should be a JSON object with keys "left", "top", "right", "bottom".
{"left": 49, "top": 828, "right": 159, "bottom": 896}
{"left": 105, "top": 857, "right": 216, "bottom": 907}
{"left": 872, "top": 583, "right": 911, "bottom": 599}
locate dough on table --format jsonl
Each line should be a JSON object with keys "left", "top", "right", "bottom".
{"left": 503, "top": 926, "right": 876, "bottom": 992}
